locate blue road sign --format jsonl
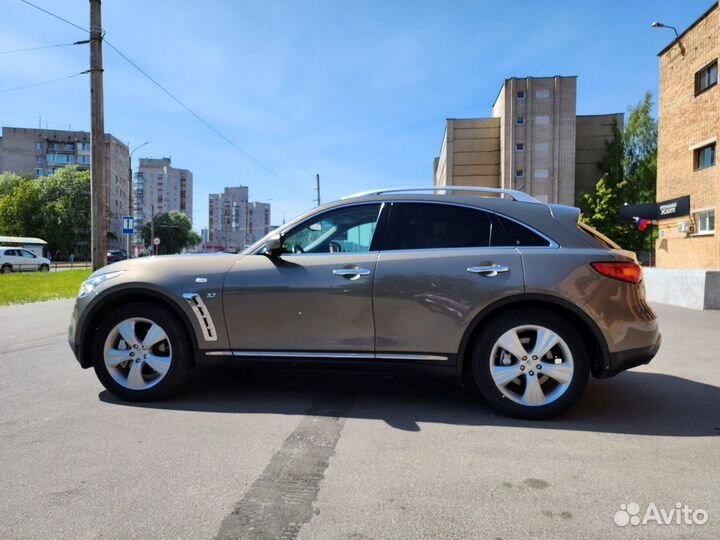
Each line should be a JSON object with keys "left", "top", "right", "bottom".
{"left": 122, "top": 216, "right": 134, "bottom": 235}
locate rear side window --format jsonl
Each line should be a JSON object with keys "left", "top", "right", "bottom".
{"left": 383, "top": 203, "right": 492, "bottom": 250}
{"left": 491, "top": 214, "right": 551, "bottom": 247}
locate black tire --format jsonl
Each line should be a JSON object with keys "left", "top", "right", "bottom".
{"left": 471, "top": 309, "right": 589, "bottom": 420}
{"left": 1, "top": 264, "right": 12, "bottom": 274}
{"left": 92, "top": 302, "right": 194, "bottom": 401}
{"left": 39, "top": 264, "right": 50, "bottom": 272}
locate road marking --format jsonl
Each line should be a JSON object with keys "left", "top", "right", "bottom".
{"left": 216, "top": 393, "right": 355, "bottom": 540}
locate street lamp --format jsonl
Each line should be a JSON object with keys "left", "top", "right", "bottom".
{"left": 652, "top": 21, "right": 685, "bottom": 55}
{"left": 651, "top": 21, "right": 679, "bottom": 39}
{"left": 128, "top": 141, "right": 149, "bottom": 257}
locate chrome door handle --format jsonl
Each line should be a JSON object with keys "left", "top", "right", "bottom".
{"left": 466, "top": 264, "right": 509, "bottom": 277}
{"left": 333, "top": 268, "right": 371, "bottom": 277}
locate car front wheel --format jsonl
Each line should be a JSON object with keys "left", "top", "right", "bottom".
{"left": 471, "top": 309, "right": 589, "bottom": 420}
{"left": 92, "top": 303, "right": 193, "bottom": 401}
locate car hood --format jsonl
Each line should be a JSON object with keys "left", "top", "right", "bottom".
{"left": 91, "top": 253, "right": 243, "bottom": 280}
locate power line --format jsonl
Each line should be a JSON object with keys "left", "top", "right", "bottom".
{"left": 0, "top": 70, "right": 89, "bottom": 94}
{"left": 0, "top": 40, "right": 88, "bottom": 55}
{"left": 102, "top": 38, "right": 293, "bottom": 187}
{"left": 18, "top": 0, "right": 303, "bottom": 192}
{"left": 18, "top": 0, "right": 89, "bottom": 33}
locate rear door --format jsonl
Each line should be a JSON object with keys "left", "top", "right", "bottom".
{"left": 372, "top": 202, "right": 524, "bottom": 359}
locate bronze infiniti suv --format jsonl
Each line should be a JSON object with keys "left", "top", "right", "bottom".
{"left": 69, "top": 187, "right": 660, "bottom": 419}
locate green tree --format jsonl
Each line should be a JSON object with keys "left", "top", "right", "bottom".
{"left": 581, "top": 92, "right": 658, "bottom": 252}
{"left": 37, "top": 166, "right": 91, "bottom": 256}
{"left": 0, "top": 174, "right": 44, "bottom": 237}
{"left": 141, "top": 210, "right": 201, "bottom": 255}
{"left": 0, "top": 167, "right": 91, "bottom": 257}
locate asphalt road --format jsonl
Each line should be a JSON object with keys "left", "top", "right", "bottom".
{"left": 0, "top": 299, "right": 718, "bottom": 540}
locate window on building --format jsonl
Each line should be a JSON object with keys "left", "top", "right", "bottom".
{"left": 516, "top": 116, "right": 525, "bottom": 125}
{"left": 79, "top": 142, "right": 90, "bottom": 151}
{"left": 535, "top": 89, "right": 550, "bottom": 99}
{"left": 535, "top": 115, "right": 550, "bottom": 125}
{"left": 515, "top": 169, "right": 524, "bottom": 178}
{"left": 36, "top": 142, "right": 44, "bottom": 150}
{"left": 35, "top": 168, "right": 44, "bottom": 177}
{"left": 695, "top": 60, "right": 718, "bottom": 95}
{"left": 515, "top": 143, "right": 525, "bottom": 151}
{"left": 64, "top": 143, "right": 74, "bottom": 151}
{"left": 36, "top": 156, "right": 43, "bottom": 163}
{"left": 694, "top": 143, "right": 716, "bottom": 170}
{"left": 535, "top": 142, "right": 549, "bottom": 152}
{"left": 516, "top": 90, "right": 526, "bottom": 99}
{"left": 694, "top": 209, "right": 715, "bottom": 234}
{"left": 534, "top": 168, "right": 549, "bottom": 179}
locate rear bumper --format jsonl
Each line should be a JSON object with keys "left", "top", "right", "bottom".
{"left": 607, "top": 334, "right": 661, "bottom": 377}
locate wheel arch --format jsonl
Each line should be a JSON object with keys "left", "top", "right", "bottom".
{"left": 457, "top": 294, "right": 610, "bottom": 379}
{"left": 78, "top": 287, "right": 199, "bottom": 369}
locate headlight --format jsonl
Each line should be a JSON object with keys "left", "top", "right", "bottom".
{"left": 78, "top": 271, "right": 124, "bottom": 298}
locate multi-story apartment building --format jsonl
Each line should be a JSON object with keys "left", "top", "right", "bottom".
{"left": 208, "top": 187, "right": 271, "bottom": 249}
{"left": 656, "top": 2, "right": 718, "bottom": 269}
{"left": 248, "top": 201, "right": 271, "bottom": 244}
{"left": 433, "top": 76, "right": 623, "bottom": 205}
{"left": 133, "top": 157, "right": 193, "bottom": 238}
{"left": 208, "top": 186, "right": 248, "bottom": 249}
{"left": 0, "top": 126, "right": 130, "bottom": 249}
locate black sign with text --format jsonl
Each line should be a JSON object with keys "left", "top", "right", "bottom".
{"left": 618, "top": 195, "right": 690, "bottom": 223}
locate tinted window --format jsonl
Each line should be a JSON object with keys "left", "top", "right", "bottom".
{"left": 20, "top": 250, "right": 36, "bottom": 258}
{"left": 384, "top": 203, "right": 491, "bottom": 250}
{"left": 491, "top": 214, "right": 551, "bottom": 247}
{"left": 282, "top": 203, "right": 381, "bottom": 254}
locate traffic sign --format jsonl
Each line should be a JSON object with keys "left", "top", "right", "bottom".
{"left": 122, "top": 216, "right": 134, "bottom": 235}
{"left": 153, "top": 237, "right": 161, "bottom": 246}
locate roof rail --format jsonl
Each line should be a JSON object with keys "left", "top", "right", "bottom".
{"left": 342, "top": 186, "right": 540, "bottom": 203}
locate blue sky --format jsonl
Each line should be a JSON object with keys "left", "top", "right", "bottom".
{"left": 0, "top": 0, "right": 712, "bottom": 229}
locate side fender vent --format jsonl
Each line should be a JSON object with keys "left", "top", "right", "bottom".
{"left": 182, "top": 293, "right": 218, "bottom": 342}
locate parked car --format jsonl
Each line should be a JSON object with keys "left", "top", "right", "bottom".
{"left": 0, "top": 246, "right": 51, "bottom": 273}
{"left": 107, "top": 250, "right": 128, "bottom": 264}
{"left": 68, "top": 187, "right": 660, "bottom": 419}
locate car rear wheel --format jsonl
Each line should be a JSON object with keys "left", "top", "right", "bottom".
{"left": 39, "top": 264, "right": 50, "bottom": 272}
{"left": 471, "top": 309, "right": 589, "bottom": 419}
{"left": 92, "top": 303, "right": 193, "bottom": 401}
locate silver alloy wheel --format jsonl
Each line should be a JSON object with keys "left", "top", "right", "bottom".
{"left": 103, "top": 317, "right": 173, "bottom": 391}
{"left": 489, "top": 324, "right": 574, "bottom": 407}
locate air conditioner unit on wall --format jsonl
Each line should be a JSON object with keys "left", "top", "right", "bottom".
{"left": 677, "top": 221, "right": 692, "bottom": 234}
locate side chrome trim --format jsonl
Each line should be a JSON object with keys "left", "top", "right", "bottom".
{"left": 182, "top": 293, "right": 218, "bottom": 342}
{"left": 203, "top": 351, "right": 449, "bottom": 361}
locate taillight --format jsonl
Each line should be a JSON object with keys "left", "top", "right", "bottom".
{"left": 591, "top": 261, "right": 643, "bottom": 284}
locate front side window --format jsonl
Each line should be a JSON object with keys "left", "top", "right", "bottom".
{"left": 282, "top": 204, "right": 381, "bottom": 254}
{"left": 695, "top": 209, "right": 715, "bottom": 234}
{"left": 383, "top": 203, "right": 491, "bottom": 250}
{"left": 695, "top": 60, "right": 718, "bottom": 94}
{"left": 694, "top": 143, "right": 716, "bottom": 170}
{"left": 20, "top": 250, "right": 36, "bottom": 258}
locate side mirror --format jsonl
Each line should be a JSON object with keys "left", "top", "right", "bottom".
{"left": 263, "top": 234, "right": 283, "bottom": 256}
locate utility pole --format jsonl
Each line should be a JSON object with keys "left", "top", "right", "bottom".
{"left": 315, "top": 173, "right": 321, "bottom": 206}
{"left": 150, "top": 203, "right": 155, "bottom": 255}
{"left": 89, "top": 0, "right": 107, "bottom": 270}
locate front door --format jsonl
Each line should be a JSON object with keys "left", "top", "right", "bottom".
{"left": 223, "top": 203, "right": 384, "bottom": 354}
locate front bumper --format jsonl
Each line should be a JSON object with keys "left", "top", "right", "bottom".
{"left": 607, "top": 334, "right": 662, "bottom": 377}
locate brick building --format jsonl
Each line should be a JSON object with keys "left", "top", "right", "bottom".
{"left": 656, "top": 2, "right": 718, "bottom": 269}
